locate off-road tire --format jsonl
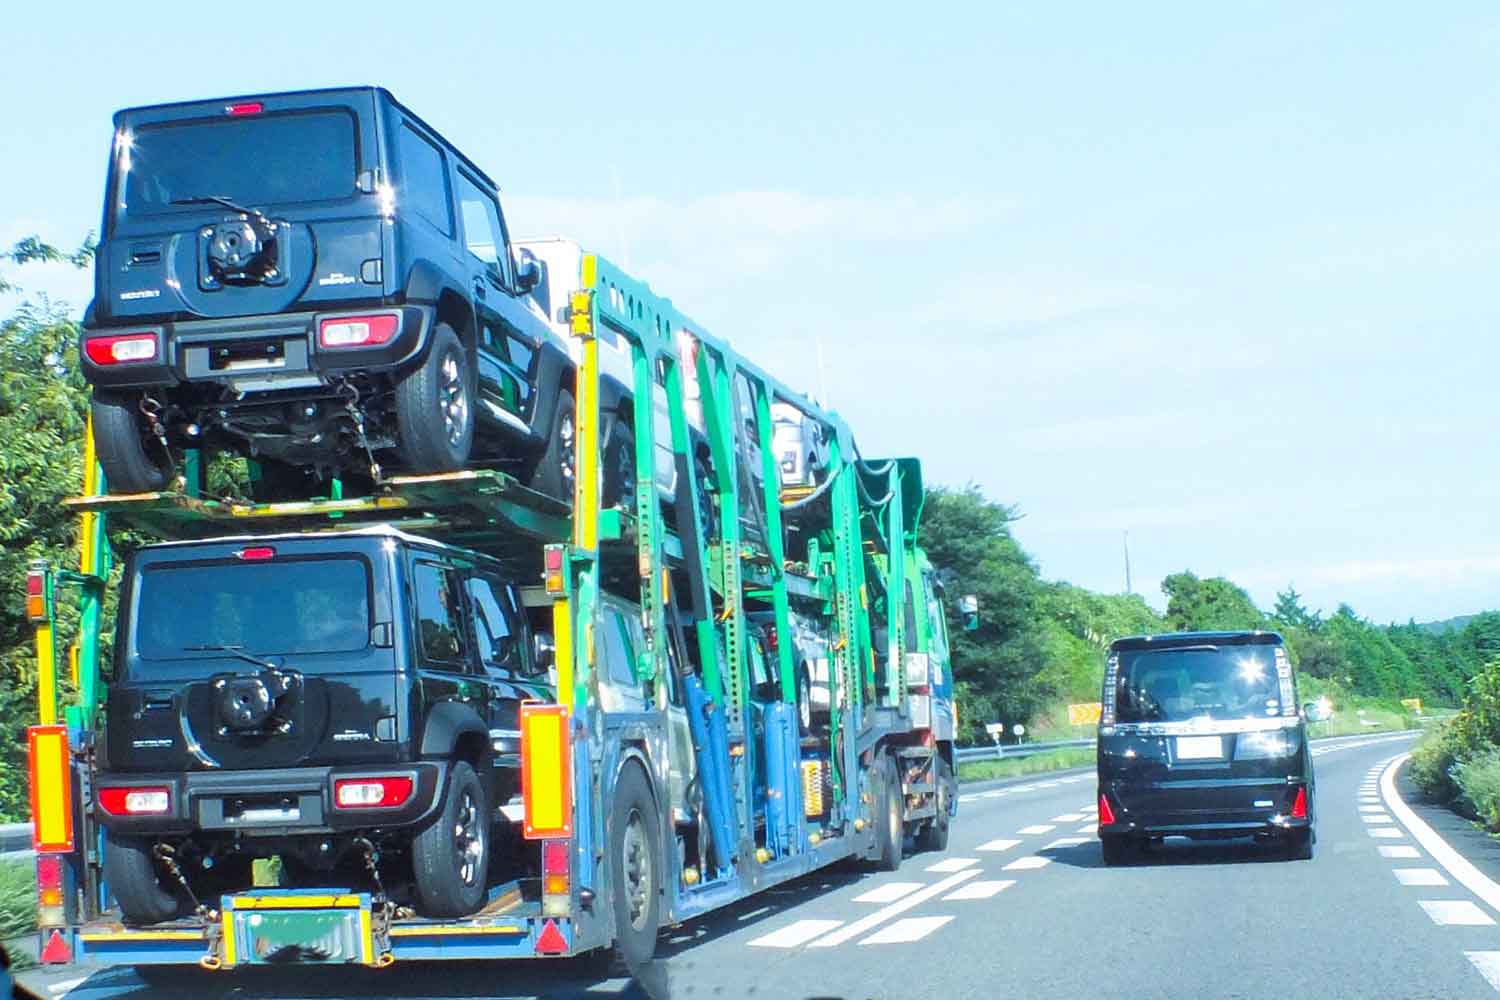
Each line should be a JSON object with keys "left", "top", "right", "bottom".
{"left": 92, "top": 391, "right": 172, "bottom": 494}
{"left": 531, "top": 388, "right": 576, "bottom": 503}
{"left": 608, "top": 763, "right": 662, "bottom": 970}
{"left": 916, "top": 756, "right": 952, "bottom": 853}
{"left": 602, "top": 421, "right": 636, "bottom": 511}
{"left": 103, "top": 831, "right": 183, "bottom": 925}
{"left": 394, "top": 323, "right": 475, "bottom": 473}
{"left": 412, "top": 761, "right": 490, "bottom": 918}
{"left": 797, "top": 666, "right": 814, "bottom": 736}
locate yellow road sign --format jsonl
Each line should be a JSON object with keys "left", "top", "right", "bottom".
{"left": 1068, "top": 702, "right": 1103, "bottom": 725}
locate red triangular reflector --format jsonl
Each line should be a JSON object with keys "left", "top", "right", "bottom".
{"left": 1291, "top": 786, "right": 1308, "bottom": 819}
{"left": 534, "top": 918, "right": 568, "bottom": 955}
{"left": 1098, "top": 793, "right": 1117, "bottom": 826}
{"left": 41, "top": 928, "right": 71, "bottom": 964}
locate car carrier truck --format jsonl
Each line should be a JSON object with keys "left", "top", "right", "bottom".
{"left": 22, "top": 245, "right": 960, "bottom": 980}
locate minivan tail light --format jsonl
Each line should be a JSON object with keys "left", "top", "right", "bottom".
{"left": 1098, "top": 793, "right": 1116, "bottom": 826}
{"left": 84, "top": 334, "right": 157, "bottom": 366}
{"left": 1290, "top": 786, "right": 1308, "bottom": 819}
{"left": 319, "top": 314, "right": 400, "bottom": 348}
{"left": 334, "top": 776, "right": 414, "bottom": 810}
{"left": 98, "top": 786, "right": 170, "bottom": 816}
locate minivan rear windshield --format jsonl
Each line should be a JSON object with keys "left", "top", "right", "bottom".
{"left": 117, "top": 110, "right": 356, "bottom": 219}
{"left": 1113, "top": 644, "right": 1282, "bottom": 722}
{"left": 134, "top": 556, "right": 371, "bottom": 662}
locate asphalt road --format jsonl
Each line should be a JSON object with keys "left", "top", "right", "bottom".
{"left": 27, "top": 729, "right": 1500, "bottom": 1000}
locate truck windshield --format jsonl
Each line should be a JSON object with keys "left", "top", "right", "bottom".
{"left": 117, "top": 110, "right": 356, "bottom": 219}
{"left": 134, "top": 557, "right": 371, "bottom": 662}
{"left": 1114, "top": 644, "right": 1283, "bottom": 722}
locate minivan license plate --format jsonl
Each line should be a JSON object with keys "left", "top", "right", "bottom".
{"left": 1176, "top": 736, "right": 1222, "bottom": 760}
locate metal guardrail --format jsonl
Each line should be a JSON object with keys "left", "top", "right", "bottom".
{"left": 954, "top": 738, "right": 1093, "bottom": 763}
{"left": 1, "top": 821, "right": 31, "bottom": 854}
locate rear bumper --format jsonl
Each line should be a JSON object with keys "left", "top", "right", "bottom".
{"left": 1099, "top": 777, "right": 1312, "bottom": 838}
{"left": 94, "top": 761, "right": 447, "bottom": 837}
{"left": 80, "top": 304, "right": 433, "bottom": 391}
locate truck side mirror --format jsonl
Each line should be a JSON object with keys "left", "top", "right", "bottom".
{"left": 515, "top": 251, "right": 541, "bottom": 294}
{"left": 533, "top": 631, "right": 555, "bottom": 673}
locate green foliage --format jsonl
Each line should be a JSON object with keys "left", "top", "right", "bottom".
{"left": 0, "top": 859, "right": 37, "bottom": 942}
{"left": 1453, "top": 748, "right": 1500, "bottom": 830}
{"left": 1161, "top": 571, "right": 1264, "bottom": 632}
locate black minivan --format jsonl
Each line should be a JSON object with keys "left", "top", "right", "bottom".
{"left": 1096, "top": 631, "right": 1318, "bottom": 864}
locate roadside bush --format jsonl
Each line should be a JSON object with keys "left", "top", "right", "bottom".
{"left": 1454, "top": 749, "right": 1500, "bottom": 831}
{"left": 1410, "top": 659, "right": 1500, "bottom": 805}
{"left": 0, "top": 859, "right": 35, "bottom": 942}
{"left": 1410, "top": 728, "right": 1464, "bottom": 802}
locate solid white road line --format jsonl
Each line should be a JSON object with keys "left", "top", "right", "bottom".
{"left": 1393, "top": 868, "right": 1449, "bottom": 887}
{"left": 1420, "top": 900, "right": 1496, "bottom": 926}
{"left": 980, "top": 790, "right": 1010, "bottom": 798}
{"left": 809, "top": 869, "right": 981, "bottom": 948}
{"left": 749, "top": 918, "right": 846, "bottom": 948}
{"left": 1002, "top": 855, "right": 1052, "bottom": 871}
{"left": 977, "top": 838, "right": 1022, "bottom": 853}
{"left": 1051, "top": 813, "right": 1085, "bottom": 822}
{"left": 1369, "top": 827, "right": 1405, "bottom": 839}
{"left": 1466, "top": 952, "right": 1500, "bottom": 990}
{"left": 859, "top": 915, "right": 954, "bottom": 945}
{"left": 1018, "top": 824, "right": 1055, "bottom": 835}
{"left": 1379, "top": 845, "right": 1423, "bottom": 859}
{"left": 943, "top": 879, "right": 1016, "bottom": 901}
{"left": 853, "top": 882, "right": 924, "bottom": 904}
{"left": 926, "top": 857, "right": 980, "bottom": 873}
{"left": 1382, "top": 753, "right": 1500, "bottom": 918}
{"left": 958, "top": 794, "right": 982, "bottom": 804}
{"left": 47, "top": 977, "right": 88, "bottom": 995}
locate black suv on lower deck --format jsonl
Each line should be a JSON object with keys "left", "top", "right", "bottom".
{"left": 95, "top": 526, "right": 552, "bottom": 921}
{"left": 80, "top": 87, "right": 586, "bottom": 500}
{"left": 1096, "top": 630, "right": 1317, "bottom": 864}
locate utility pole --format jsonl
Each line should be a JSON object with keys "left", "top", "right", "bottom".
{"left": 1123, "top": 530, "right": 1132, "bottom": 595}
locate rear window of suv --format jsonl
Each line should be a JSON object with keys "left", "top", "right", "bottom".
{"left": 117, "top": 110, "right": 357, "bottom": 219}
{"left": 133, "top": 556, "right": 371, "bottom": 663}
{"left": 1114, "top": 643, "right": 1282, "bottom": 723}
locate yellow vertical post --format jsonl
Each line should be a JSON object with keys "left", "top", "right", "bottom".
{"left": 552, "top": 597, "right": 574, "bottom": 712}
{"left": 570, "top": 255, "right": 600, "bottom": 554}
{"left": 35, "top": 620, "right": 57, "bottom": 726}
{"left": 79, "top": 415, "right": 101, "bottom": 577}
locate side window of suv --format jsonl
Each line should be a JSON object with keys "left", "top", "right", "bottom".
{"left": 413, "top": 561, "right": 467, "bottom": 668}
{"left": 456, "top": 172, "right": 512, "bottom": 287}
{"left": 398, "top": 124, "right": 452, "bottom": 236}
{"left": 466, "top": 574, "right": 521, "bottom": 674}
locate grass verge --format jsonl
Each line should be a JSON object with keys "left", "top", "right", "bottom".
{"left": 0, "top": 858, "right": 36, "bottom": 970}
{"left": 958, "top": 747, "right": 1095, "bottom": 783}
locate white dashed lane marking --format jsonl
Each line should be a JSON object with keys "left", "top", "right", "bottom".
{"left": 1369, "top": 827, "right": 1405, "bottom": 839}
{"left": 808, "top": 870, "right": 981, "bottom": 949}
{"left": 1002, "top": 856, "right": 1052, "bottom": 872}
{"left": 859, "top": 915, "right": 953, "bottom": 945}
{"left": 977, "top": 838, "right": 1021, "bottom": 853}
{"left": 1051, "top": 813, "right": 1085, "bottom": 822}
{"left": 749, "top": 918, "right": 845, "bottom": 948}
{"left": 1043, "top": 837, "right": 1089, "bottom": 850}
{"left": 1393, "top": 868, "right": 1449, "bottom": 887}
{"left": 853, "top": 882, "right": 924, "bottom": 904}
{"left": 1380, "top": 845, "right": 1423, "bottom": 859}
{"left": 1076, "top": 824, "right": 1098, "bottom": 835}
{"left": 1467, "top": 952, "right": 1500, "bottom": 990}
{"left": 1420, "top": 900, "right": 1496, "bottom": 926}
{"left": 1364, "top": 815, "right": 1396, "bottom": 825}
{"left": 926, "top": 857, "right": 979, "bottom": 873}
{"left": 1018, "top": 824, "right": 1055, "bottom": 835}
{"left": 943, "top": 879, "right": 1015, "bottom": 901}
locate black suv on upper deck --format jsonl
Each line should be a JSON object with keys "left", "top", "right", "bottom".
{"left": 80, "top": 87, "right": 579, "bottom": 499}
{"left": 95, "top": 526, "right": 552, "bottom": 921}
{"left": 1096, "top": 631, "right": 1319, "bottom": 864}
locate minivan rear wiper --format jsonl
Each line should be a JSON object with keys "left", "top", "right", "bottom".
{"left": 181, "top": 644, "right": 279, "bottom": 671}
{"left": 169, "top": 194, "right": 269, "bottom": 220}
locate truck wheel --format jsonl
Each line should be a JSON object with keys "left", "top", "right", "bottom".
{"left": 797, "top": 666, "right": 814, "bottom": 735}
{"left": 873, "top": 755, "right": 903, "bottom": 872}
{"left": 608, "top": 764, "right": 662, "bottom": 969}
{"left": 916, "top": 756, "right": 952, "bottom": 852}
{"left": 411, "top": 761, "right": 489, "bottom": 918}
{"left": 395, "top": 323, "right": 475, "bottom": 473}
{"left": 103, "top": 831, "right": 183, "bottom": 925}
{"left": 530, "top": 389, "right": 576, "bottom": 503}
{"left": 602, "top": 421, "right": 636, "bottom": 511}
{"left": 92, "top": 392, "right": 172, "bottom": 494}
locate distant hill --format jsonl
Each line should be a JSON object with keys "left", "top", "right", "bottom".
{"left": 1421, "top": 615, "right": 1478, "bottom": 636}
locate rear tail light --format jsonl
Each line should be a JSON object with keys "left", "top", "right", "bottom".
{"left": 1290, "top": 786, "right": 1308, "bottom": 819}
{"left": 98, "top": 786, "right": 170, "bottom": 816}
{"left": 544, "top": 546, "right": 566, "bottom": 595}
{"left": 1098, "top": 793, "right": 1117, "bottom": 826}
{"left": 541, "top": 839, "right": 570, "bottom": 896}
{"left": 84, "top": 333, "right": 157, "bottom": 366}
{"left": 36, "top": 854, "right": 65, "bottom": 927}
{"left": 333, "top": 776, "right": 414, "bottom": 810}
{"left": 225, "top": 101, "right": 264, "bottom": 116}
{"left": 318, "top": 314, "right": 399, "bottom": 348}
{"left": 235, "top": 546, "right": 277, "bottom": 561}
{"left": 25, "top": 566, "right": 48, "bottom": 623}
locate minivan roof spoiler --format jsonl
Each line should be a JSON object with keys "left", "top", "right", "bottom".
{"left": 1108, "top": 630, "right": 1284, "bottom": 652}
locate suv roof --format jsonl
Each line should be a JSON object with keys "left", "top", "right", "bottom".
{"left": 137, "top": 522, "right": 486, "bottom": 559}
{"left": 1109, "top": 630, "right": 1285, "bottom": 652}
{"left": 112, "top": 85, "right": 500, "bottom": 192}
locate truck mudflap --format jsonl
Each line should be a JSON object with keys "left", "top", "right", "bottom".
{"left": 219, "top": 891, "right": 388, "bottom": 968}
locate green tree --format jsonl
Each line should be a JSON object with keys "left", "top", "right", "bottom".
{"left": 1161, "top": 571, "right": 1265, "bottom": 631}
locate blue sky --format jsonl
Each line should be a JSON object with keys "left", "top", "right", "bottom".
{"left": 3, "top": 2, "right": 1497, "bottom": 623}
